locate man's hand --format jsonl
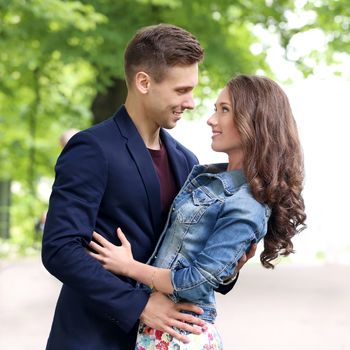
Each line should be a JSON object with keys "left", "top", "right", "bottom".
{"left": 140, "top": 291, "right": 206, "bottom": 344}
{"left": 235, "top": 243, "right": 257, "bottom": 274}
{"left": 216, "top": 243, "right": 258, "bottom": 295}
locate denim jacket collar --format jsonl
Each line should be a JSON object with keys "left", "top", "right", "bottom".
{"left": 191, "top": 163, "right": 246, "bottom": 195}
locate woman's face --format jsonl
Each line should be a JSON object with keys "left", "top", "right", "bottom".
{"left": 207, "top": 86, "right": 243, "bottom": 169}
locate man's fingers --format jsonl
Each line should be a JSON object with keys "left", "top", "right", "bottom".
{"left": 140, "top": 291, "right": 206, "bottom": 343}
{"left": 170, "top": 319, "right": 202, "bottom": 335}
{"left": 236, "top": 253, "right": 247, "bottom": 271}
{"left": 173, "top": 311, "right": 205, "bottom": 328}
{"left": 246, "top": 243, "right": 257, "bottom": 259}
{"left": 234, "top": 243, "right": 258, "bottom": 273}
{"left": 176, "top": 302, "right": 204, "bottom": 316}
{"left": 163, "top": 325, "right": 190, "bottom": 344}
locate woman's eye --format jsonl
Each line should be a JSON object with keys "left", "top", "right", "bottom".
{"left": 222, "top": 107, "right": 229, "bottom": 112}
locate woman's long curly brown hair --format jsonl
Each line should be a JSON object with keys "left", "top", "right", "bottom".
{"left": 227, "top": 75, "right": 306, "bottom": 268}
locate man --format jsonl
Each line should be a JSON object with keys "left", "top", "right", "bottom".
{"left": 42, "top": 24, "right": 253, "bottom": 350}
{"left": 35, "top": 129, "right": 80, "bottom": 241}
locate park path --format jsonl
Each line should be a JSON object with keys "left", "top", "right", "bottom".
{"left": 0, "top": 257, "right": 349, "bottom": 350}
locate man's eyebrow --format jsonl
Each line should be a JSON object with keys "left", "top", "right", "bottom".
{"left": 175, "top": 83, "right": 197, "bottom": 89}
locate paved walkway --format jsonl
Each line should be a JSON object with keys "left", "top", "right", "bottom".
{"left": 0, "top": 256, "right": 349, "bottom": 350}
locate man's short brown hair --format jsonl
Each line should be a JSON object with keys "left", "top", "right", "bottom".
{"left": 124, "top": 23, "right": 204, "bottom": 86}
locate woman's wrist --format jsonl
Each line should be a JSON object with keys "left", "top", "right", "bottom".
{"left": 127, "top": 260, "right": 150, "bottom": 282}
{"left": 149, "top": 268, "right": 158, "bottom": 291}
{"left": 127, "top": 260, "right": 139, "bottom": 279}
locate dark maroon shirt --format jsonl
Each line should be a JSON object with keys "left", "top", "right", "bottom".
{"left": 148, "top": 144, "right": 177, "bottom": 231}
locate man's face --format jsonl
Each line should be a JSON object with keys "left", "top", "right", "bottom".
{"left": 145, "top": 64, "right": 198, "bottom": 129}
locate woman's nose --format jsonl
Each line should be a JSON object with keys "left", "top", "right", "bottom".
{"left": 207, "top": 114, "right": 217, "bottom": 126}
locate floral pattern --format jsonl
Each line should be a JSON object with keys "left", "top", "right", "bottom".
{"left": 135, "top": 322, "right": 223, "bottom": 350}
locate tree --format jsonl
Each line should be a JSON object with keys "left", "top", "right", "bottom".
{"left": 0, "top": 0, "right": 349, "bottom": 245}
{"left": 0, "top": 0, "right": 103, "bottom": 242}
{"left": 84, "top": 0, "right": 294, "bottom": 120}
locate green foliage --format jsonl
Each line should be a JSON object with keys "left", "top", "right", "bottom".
{"left": 0, "top": 0, "right": 100, "bottom": 251}
{"left": 0, "top": 0, "right": 349, "bottom": 253}
{"left": 305, "top": 0, "right": 350, "bottom": 54}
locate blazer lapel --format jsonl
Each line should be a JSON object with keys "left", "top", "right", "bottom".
{"left": 113, "top": 107, "right": 161, "bottom": 235}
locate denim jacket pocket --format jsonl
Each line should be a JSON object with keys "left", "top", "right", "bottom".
{"left": 173, "top": 253, "right": 190, "bottom": 270}
{"left": 177, "top": 188, "right": 217, "bottom": 224}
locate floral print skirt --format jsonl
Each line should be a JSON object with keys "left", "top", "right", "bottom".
{"left": 135, "top": 322, "right": 223, "bottom": 350}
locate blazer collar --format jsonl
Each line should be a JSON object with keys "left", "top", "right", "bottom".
{"left": 114, "top": 105, "right": 191, "bottom": 188}
{"left": 113, "top": 106, "right": 161, "bottom": 234}
{"left": 113, "top": 106, "right": 193, "bottom": 232}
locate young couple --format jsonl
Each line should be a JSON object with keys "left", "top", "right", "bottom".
{"left": 42, "top": 24, "right": 306, "bottom": 350}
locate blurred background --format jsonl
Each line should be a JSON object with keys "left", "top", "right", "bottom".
{"left": 0, "top": 0, "right": 349, "bottom": 349}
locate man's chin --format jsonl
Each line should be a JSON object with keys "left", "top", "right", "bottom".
{"left": 164, "top": 119, "right": 180, "bottom": 129}
{"left": 163, "top": 124, "right": 176, "bottom": 130}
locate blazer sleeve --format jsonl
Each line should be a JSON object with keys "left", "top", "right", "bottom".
{"left": 42, "top": 131, "right": 149, "bottom": 332}
{"left": 214, "top": 274, "right": 239, "bottom": 295}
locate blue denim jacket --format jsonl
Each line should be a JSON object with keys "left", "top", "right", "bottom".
{"left": 148, "top": 163, "right": 270, "bottom": 323}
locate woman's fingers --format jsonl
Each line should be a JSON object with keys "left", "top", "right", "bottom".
{"left": 89, "top": 240, "right": 105, "bottom": 254}
{"left": 92, "top": 229, "right": 131, "bottom": 250}
{"left": 92, "top": 231, "right": 111, "bottom": 247}
{"left": 88, "top": 250, "right": 104, "bottom": 263}
{"left": 116, "top": 228, "right": 130, "bottom": 247}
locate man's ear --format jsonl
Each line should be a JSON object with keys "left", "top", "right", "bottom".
{"left": 135, "top": 71, "right": 151, "bottom": 94}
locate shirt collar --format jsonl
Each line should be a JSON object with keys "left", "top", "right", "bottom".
{"left": 191, "top": 163, "right": 247, "bottom": 195}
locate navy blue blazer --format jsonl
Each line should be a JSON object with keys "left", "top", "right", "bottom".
{"left": 42, "top": 106, "right": 198, "bottom": 350}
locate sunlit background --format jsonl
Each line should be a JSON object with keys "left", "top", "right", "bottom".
{"left": 1, "top": 1, "right": 349, "bottom": 349}
{"left": 170, "top": 75, "right": 350, "bottom": 265}
{"left": 1, "top": 0, "right": 349, "bottom": 264}
{"left": 170, "top": 20, "right": 350, "bottom": 265}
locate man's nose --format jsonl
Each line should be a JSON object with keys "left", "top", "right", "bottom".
{"left": 182, "top": 95, "right": 195, "bottom": 110}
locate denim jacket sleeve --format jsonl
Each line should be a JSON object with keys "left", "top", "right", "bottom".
{"left": 170, "top": 191, "right": 268, "bottom": 301}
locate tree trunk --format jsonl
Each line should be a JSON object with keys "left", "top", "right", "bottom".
{"left": 0, "top": 179, "right": 11, "bottom": 239}
{"left": 91, "top": 78, "right": 127, "bottom": 124}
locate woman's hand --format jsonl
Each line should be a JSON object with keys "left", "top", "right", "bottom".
{"left": 88, "top": 228, "right": 134, "bottom": 277}
{"left": 89, "top": 229, "right": 174, "bottom": 294}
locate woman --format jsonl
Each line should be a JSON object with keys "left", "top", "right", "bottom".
{"left": 89, "top": 75, "right": 306, "bottom": 349}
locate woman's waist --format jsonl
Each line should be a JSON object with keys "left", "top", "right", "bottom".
{"left": 180, "top": 304, "right": 217, "bottom": 323}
